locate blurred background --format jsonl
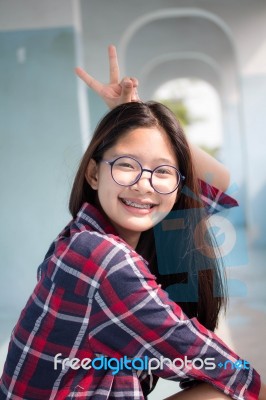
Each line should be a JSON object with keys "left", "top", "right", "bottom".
{"left": 0, "top": 0, "right": 265, "bottom": 397}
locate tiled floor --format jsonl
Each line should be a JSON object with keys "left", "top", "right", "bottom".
{"left": 0, "top": 237, "right": 265, "bottom": 399}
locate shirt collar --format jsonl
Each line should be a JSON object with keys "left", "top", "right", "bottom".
{"left": 76, "top": 202, "right": 149, "bottom": 266}
{"left": 76, "top": 202, "right": 118, "bottom": 236}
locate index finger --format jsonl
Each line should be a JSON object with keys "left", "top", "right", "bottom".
{"left": 108, "top": 45, "right": 120, "bottom": 84}
{"left": 75, "top": 67, "right": 103, "bottom": 94}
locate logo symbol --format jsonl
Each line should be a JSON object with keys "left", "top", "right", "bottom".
{"left": 194, "top": 215, "right": 237, "bottom": 258}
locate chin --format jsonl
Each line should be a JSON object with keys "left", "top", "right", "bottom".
{"left": 122, "top": 222, "right": 154, "bottom": 233}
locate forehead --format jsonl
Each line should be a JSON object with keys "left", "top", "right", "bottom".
{"left": 105, "top": 127, "right": 178, "bottom": 165}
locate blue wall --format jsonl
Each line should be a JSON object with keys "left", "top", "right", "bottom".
{"left": 0, "top": 28, "right": 82, "bottom": 321}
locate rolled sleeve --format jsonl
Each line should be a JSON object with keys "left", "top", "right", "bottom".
{"left": 199, "top": 180, "right": 238, "bottom": 215}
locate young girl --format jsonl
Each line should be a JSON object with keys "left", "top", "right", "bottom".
{"left": 0, "top": 48, "right": 265, "bottom": 400}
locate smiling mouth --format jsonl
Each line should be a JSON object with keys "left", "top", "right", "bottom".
{"left": 120, "top": 198, "right": 156, "bottom": 209}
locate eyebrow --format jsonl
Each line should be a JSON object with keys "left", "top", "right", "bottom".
{"left": 110, "top": 153, "right": 176, "bottom": 165}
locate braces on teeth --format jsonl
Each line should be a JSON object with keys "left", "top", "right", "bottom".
{"left": 122, "top": 199, "right": 153, "bottom": 209}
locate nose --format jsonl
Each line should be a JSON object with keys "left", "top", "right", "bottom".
{"left": 131, "top": 170, "right": 154, "bottom": 193}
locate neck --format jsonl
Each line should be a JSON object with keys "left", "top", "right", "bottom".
{"left": 115, "top": 229, "right": 140, "bottom": 249}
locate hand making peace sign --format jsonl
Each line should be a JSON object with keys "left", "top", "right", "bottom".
{"left": 75, "top": 45, "right": 139, "bottom": 109}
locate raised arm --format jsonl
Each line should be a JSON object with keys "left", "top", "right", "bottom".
{"left": 189, "top": 142, "right": 230, "bottom": 192}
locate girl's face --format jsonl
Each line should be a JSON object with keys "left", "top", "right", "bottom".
{"left": 86, "top": 127, "right": 180, "bottom": 248}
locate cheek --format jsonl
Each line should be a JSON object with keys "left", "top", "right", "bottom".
{"left": 97, "top": 177, "right": 120, "bottom": 207}
{"left": 151, "top": 195, "right": 177, "bottom": 225}
{"left": 163, "top": 193, "right": 178, "bottom": 209}
{"left": 170, "top": 189, "right": 181, "bottom": 208}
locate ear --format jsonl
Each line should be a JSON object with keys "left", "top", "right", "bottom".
{"left": 85, "top": 159, "right": 99, "bottom": 190}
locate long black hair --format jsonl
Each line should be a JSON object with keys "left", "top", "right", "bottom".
{"left": 69, "top": 101, "right": 227, "bottom": 331}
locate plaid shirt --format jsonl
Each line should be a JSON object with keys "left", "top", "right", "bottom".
{"left": 0, "top": 184, "right": 260, "bottom": 400}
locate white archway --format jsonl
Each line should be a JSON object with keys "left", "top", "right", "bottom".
{"left": 119, "top": 8, "right": 246, "bottom": 221}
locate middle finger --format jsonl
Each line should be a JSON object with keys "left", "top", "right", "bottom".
{"left": 108, "top": 45, "right": 120, "bottom": 84}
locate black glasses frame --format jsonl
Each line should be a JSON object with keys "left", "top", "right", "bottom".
{"left": 102, "top": 156, "right": 185, "bottom": 194}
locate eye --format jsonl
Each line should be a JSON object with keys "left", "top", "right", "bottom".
{"left": 155, "top": 166, "right": 173, "bottom": 175}
{"left": 115, "top": 161, "right": 136, "bottom": 170}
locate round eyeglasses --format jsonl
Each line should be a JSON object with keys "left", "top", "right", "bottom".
{"left": 102, "top": 156, "right": 185, "bottom": 194}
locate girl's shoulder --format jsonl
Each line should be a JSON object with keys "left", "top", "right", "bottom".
{"left": 40, "top": 211, "right": 150, "bottom": 296}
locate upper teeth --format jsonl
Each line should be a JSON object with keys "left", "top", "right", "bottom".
{"left": 122, "top": 199, "right": 153, "bottom": 209}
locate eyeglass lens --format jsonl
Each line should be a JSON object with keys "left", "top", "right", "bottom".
{"left": 111, "top": 157, "right": 180, "bottom": 194}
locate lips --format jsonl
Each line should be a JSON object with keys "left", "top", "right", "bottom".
{"left": 120, "top": 198, "right": 157, "bottom": 209}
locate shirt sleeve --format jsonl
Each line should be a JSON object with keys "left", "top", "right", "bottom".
{"left": 88, "top": 250, "right": 261, "bottom": 400}
{"left": 199, "top": 179, "right": 238, "bottom": 215}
